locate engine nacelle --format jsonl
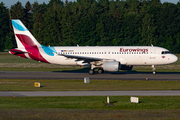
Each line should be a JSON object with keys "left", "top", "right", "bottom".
{"left": 120, "top": 65, "right": 133, "bottom": 70}
{"left": 102, "top": 61, "right": 120, "bottom": 72}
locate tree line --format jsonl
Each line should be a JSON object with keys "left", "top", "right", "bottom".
{"left": 0, "top": 0, "right": 180, "bottom": 53}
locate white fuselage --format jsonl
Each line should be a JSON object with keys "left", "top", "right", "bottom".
{"left": 38, "top": 46, "right": 178, "bottom": 66}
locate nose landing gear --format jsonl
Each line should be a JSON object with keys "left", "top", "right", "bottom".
{"left": 152, "top": 65, "right": 156, "bottom": 75}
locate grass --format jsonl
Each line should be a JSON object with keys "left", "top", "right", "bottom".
{"left": 1, "top": 79, "right": 180, "bottom": 91}
{"left": 1, "top": 96, "right": 180, "bottom": 109}
{"left": 0, "top": 96, "right": 180, "bottom": 119}
{"left": 0, "top": 109, "right": 180, "bottom": 120}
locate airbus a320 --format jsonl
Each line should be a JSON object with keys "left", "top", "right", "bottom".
{"left": 9, "top": 20, "right": 178, "bottom": 75}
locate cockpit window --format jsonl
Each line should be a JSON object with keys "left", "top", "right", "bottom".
{"left": 161, "top": 51, "right": 171, "bottom": 54}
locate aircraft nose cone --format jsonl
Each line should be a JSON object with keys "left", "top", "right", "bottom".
{"left": 172, "top": 55, "right": 178, "bottom": 63}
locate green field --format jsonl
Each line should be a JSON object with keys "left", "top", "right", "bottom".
{"left": 0, "top": 52, "right": 180, "bottom": 120}
{"left": 1, "top": 79, "right": 180, "bottom": 91}
{"left": 0, "top": 96, "right": 180, "bottom": 119}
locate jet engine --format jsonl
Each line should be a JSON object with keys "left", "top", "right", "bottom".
{"left": 102, "top": 61, "right": 120, "bottom": 72}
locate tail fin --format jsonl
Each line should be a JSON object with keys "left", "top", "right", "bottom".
{"left": 10, "top": 19, "right": 53, "bottom": 63}
{"left": 11, "top": 19, "right": 41, "bottom": 49}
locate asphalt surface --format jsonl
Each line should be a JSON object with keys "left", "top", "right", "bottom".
{"left": 1, "top": 91, "right": 180, "bottom": 97}
{"left": 0, "top": 71, "right": 180, "bottom": 80}
{"left": 0, "top": 71, "right": 180, "bottom": 97}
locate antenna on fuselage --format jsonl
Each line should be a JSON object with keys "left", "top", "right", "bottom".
{"left": 77, "top": 44, "right": 79, "bottom": 47}
{"left": 151, "top": 44, "right": 153, "bottom": 47}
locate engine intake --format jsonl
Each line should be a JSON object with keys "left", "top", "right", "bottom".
{"left": 102, "top": 61, "right": 120, "bottom": 72}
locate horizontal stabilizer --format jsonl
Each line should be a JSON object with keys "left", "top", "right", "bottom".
{"left": 9, "top": 48, "right": 28, "bottom": 55}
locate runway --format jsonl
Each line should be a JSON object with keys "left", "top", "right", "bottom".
{"left": 0, "top": 71, "right": 180, "bottom": 80}
{"left": 1, "top": 71, "right": 180, "bottom": 97}
{"left": 1, "top": 91, "right": 180, "bottom": 97}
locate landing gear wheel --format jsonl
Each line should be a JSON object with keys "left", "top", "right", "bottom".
{"left": 89, "top": 69, "right": 95, "bottom": 75}
{"left": 98, "top": 68, "right": 104, "bottom": 74}
{"left": 152, "top": 65, "right": 156, "bottom": 75}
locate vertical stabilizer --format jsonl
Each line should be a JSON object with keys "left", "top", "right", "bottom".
{"left": 11, "top": 19, "right": 41, "bottom": 49}
{"left": 10, "top": 19, "right": 50, "bottom": 63}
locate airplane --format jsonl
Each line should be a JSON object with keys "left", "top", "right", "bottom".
{"left": 9, "top": 19, "right": 178, "bottom": 75}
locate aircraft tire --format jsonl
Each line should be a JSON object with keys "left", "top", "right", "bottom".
{"left": 98, "top": 68, "right": 104, "bottom": 74}
{"left": 89, "top": 69, "right": 95, "bottom": 75}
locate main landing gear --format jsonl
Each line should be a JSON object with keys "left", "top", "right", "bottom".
{"left": 89, "top": 63, "right": 104, "bottom": 75}
{"left": 89, "top": 69, "right": 95, "bottom": 75}
{"left": 152, "top": 65, "right": 156, "bottom": 75}
{"left": 98, "top": 68, "right": 104, "bottom": 74}
{"left": 89, "top": 68, "right": 104, "bottom": 75}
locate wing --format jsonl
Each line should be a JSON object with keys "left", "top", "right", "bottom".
{"left": 58, "top": 54, "right": 114, "bottom": 64}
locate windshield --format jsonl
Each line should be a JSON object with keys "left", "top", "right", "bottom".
{"left": 161, "top": 51, "right": 171, "bottom": 54}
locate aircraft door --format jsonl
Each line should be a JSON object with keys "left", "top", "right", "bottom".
{"left": 150, "top": 48, "right": 156, "bottom": 59}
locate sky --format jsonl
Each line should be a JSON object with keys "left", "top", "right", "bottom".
{"left": 1, "top": 0, "right": 179, "bottom": 8}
